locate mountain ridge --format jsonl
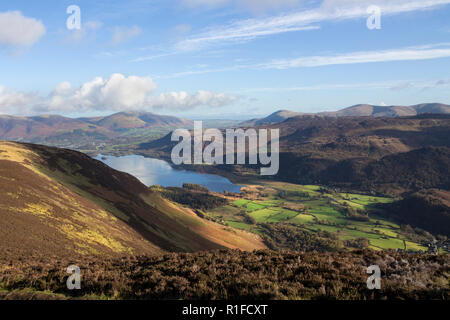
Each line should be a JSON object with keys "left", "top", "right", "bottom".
{"left": 0, "top": 111, "right": 192, "bottom": 140}
{"left": 239, "top": 103, "right": 450, "bottom": 126}
{"left": 138, "top": 114, "right": 450, "bottom": 195}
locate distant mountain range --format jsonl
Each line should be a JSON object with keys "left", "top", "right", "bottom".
{"left": 240, "top": 103, "right": 450, "bottom": 126}
{"left": 240, "top": 110, "right": 304, "bottom": 126}
{"left": 0, "top": 112, "right": 192, "bottom": 141}
{"left": 80, "top": 112, "right": 192, "bottom": 131}
{"left": 0, "top": 112, "right": 193, "bottom": 150}
{"left": 322, "top": 103, "right": 450, "bottom": 117}
{"left": 1, "top": 103, "right": 448, "bottom": 141}
{"left": 1, "top": 103, "right": 449, "bottom": 151}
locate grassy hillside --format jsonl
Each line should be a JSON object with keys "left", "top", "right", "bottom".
{"left": 0, "top": 141, "right": 265, "bottom": 261}
{"left": 200, "top": 182, "right": 437, "bottom": 252}
{"left": 149, "top": 182, "right": 448, "bottom": 253}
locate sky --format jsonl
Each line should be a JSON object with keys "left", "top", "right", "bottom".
{"left": 0, "top": 0, "right": 450, "bottom": 119}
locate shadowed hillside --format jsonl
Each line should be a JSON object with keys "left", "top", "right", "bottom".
{"left": 380, "top": 189, "right": 450, "bottom": 237}
{"left": 138, "top": 114, "right": 450, "bottom": 194}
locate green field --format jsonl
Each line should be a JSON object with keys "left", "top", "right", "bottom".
{"left": 206, "top": 182, "right": 428, "bottom": 252}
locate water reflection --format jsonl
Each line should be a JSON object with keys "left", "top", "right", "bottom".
{"left": 95, "top": 154, "right": 242, "bottom": 193}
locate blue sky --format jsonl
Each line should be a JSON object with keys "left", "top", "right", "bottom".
{"left": 0, "top": 0, "right": 450, "bottom": 119}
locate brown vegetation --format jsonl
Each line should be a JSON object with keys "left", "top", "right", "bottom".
{"left": 0, "top": 249, "right": 448, "bottom": 300}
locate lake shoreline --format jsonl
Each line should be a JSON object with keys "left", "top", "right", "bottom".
{"left": 95, "top": 154, "right": 245, "bottom": 194}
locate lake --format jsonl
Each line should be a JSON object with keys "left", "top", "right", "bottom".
{"left": 95, "top": 154, "right": 242, "bottom": 193}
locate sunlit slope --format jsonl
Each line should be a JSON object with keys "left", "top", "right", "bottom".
{"left": 0, "top": 141, "right": 163, "bottom": 259}
{"left": 0, "top": 141, "right": 264, "bottom": 260}
{"left": 143, "top": 192, "right": 266, "bottom": 251}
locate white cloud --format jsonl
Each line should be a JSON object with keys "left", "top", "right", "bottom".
{"left": 239, "top": 81, "right": 399, "bottom": 93}
{"left": 260, "top": 44, "right": 450, "bottom": 69}
{"left": 150, "top": 90, "right": 238, "bottom": 111}
{"left": 46, "top": 74, "right": 156, "bottom": 112}
{"left": 154, "top": 43, "right": 450, "bottom": 78}
{"left": 436, "top": 79, "right": 450, "bottom": 86}
{"left": 389, "top": 78, "right": 450, "bottom": 91}
{"left": 0, "top": 86, "right": 39, "bottom": 113}
{"left": 176, "top": 0, "right": 450, "bottom": 51}
{"left": 0, "top": 11, "right": 45, "bottom": 49}
{"left": 0, "top": 74, "right": 237, "bottom": 114}
{"left": 173, "top": 24, "right": 192, "bottom": 34}
{"left": 390, "top": 82, "right": 414, "bottom": 91}
{"left": 64, "top": 21, "right": 102, "bottom": 43}
{"left": 111, "top": 26, "right": 142, "bottom": 45}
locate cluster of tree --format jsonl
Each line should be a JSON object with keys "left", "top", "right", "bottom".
{"left": 277, "top": 147, "right": 450, "bottom": 193}
{"left": 379, "top": 190, "right": 450, "bottom": 237}
{"left": 1, "top": 249, "right": 448, "bottom": 300}
{"left": 259, "top": 223, "right": 341, "bottom": 252}
{"left": 342, "top": 206, "right": 370, "bottom": 222}
{"left": 241, "top": 213, "right": 257, "bottom": 225}
{"left": 182, "top": 183, "right": 210, "bottom": 193}
{"left": 344, "top": 238, "right": 370, "bottom": 249}
{"left": 159, "top": 185, "right": 228, "bottom": 210}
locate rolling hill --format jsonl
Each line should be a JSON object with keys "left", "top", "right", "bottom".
{"left": 0, "top": 141, "right": 265, "bottom": 261}
{"left": 138, "top": 114, "right": 450, "bottom": 195}
{"left": 81, "top": 111, "right": 192, "bottom": 131}
{"left": 0, "top": 114, "right": 109, "bottom": 141}
{"left": 0, "top": 112, "right": 193, "bottom": 150}
{"left": 239, "top": 103, "right": 450, "bottom": 126}
{"left": 240, "top": 110, "right": 304, "bottom": 126}
{"left": 322, "top": 103, "right": 450, "bottom": 117}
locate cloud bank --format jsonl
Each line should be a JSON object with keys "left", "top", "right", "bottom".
{"left": 260, "top": 43, "right": 450, "bottom": 69}
{"left": 0, "top": 74, "right": 238, "bottom": 115}
{"left": 63, "top": 21, "right": 103, "bottom": 44}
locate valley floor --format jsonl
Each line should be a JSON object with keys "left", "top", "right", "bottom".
{"left": 202, "top": 181, "right": 442, "bottom": 253}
